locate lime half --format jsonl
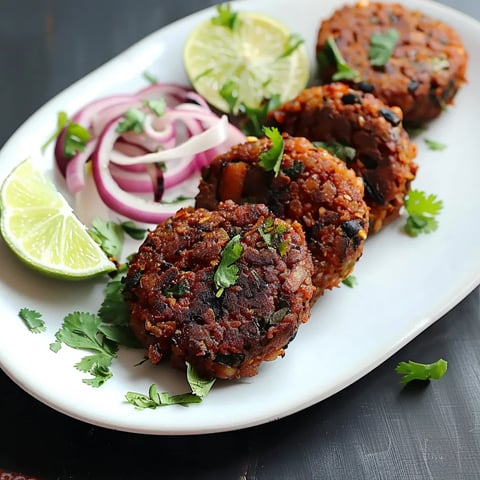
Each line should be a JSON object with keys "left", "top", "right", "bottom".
{"left": 184, "top": 11, "right": 310, "bottom": 113}
{"left": 0, "top": 159, "right": 115, "bottom": 279}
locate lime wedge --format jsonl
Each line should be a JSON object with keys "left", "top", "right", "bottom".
{"left": 183, "top": 11, "right": 310, "bottom": 113}
{"left": 0, "top": 159, "right": 115, "bottom": 279}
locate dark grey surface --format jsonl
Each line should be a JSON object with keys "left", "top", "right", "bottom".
{"left": 1, "top": 1, "right": 480, "bottom": 479}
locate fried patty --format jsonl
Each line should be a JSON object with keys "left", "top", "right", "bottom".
{"left": 123, "top": 201, "right": 314, "bottom": 380}
{"left": 195, "top": 135, "right": 369, "bottom": 300}
{"left": 316, "top": 1, "right": 468, "bottom": 125}
{"left": 268, "top": 83, "right": 418, "bottom": 232}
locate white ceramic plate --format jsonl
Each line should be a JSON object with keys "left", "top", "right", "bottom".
{"left": 1, "top": 0, "right": 479, "bottom": 435}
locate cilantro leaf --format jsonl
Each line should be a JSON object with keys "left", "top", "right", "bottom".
{"left": 143, "top": 99, "right": 166, "bottom": 117}
{"left": 98, "top": 324, "right": 141, "bottom": 348}
{"left": 64, "top": 121, "right": 91, "bottom": 158}
{"left": 116, "top": 108, "right": 145, "bottom": 134}
{"left": 98, "top": 277, "right": 131, "bottom": 326}
{"left": 88, "top": 217, "right": 124, "bottom": 261}
{"left": 125, "top": 363, "right": 215, "bottom": 409}
{"left": 239, "top": 94, "right": 282, "bottom": 137}
{"left": 279, "top": 33, "right": 304, "bottom": 58}
{"left": 258, "top": 126, "right": 284, "bottom": 176}
{"left": 424, "top": 138, "right": 447, "bottom": 151}
{"left": 18, "top": 307, "right": 46, "bottom": 333}
{"left": 211, "top": 3, "right": 237, "bottom": 30}
{"left": 313, "top": 141, "right": 356, "bottom": 163}
{"left": 319, "top": 36, "right": 360, "bottom": 82}
{"left": 143, "top": 71, "right": 158, "bottom": 84}
{"left": 120, "top": 221, "right": 147, "bottom": 240}
{"left": 41, "top": 111, "right": 69, "bottom": 153}
{"left": 51, "top": 312, "right": 119, "bottom": 387}
{"left": 341, "top": 275, "right": 358, "bottom": 288}
{"left": 368, "top": 29, "right": 399, "bottom": 67}
{"left": 395, "top": 359, "right": 448, "bottom": 384}
{"left": 404, "top": 190, "right": 443, "bottom": 237}
{"left": 219, "top": 80, "right": 239, "bottom": 113}
{"left": 213, "top": 234, "right": 243, "bottom": 297}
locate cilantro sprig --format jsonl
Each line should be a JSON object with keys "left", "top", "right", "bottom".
{"left": 258, "top": 126, "right": 284, "bottom": 176}
{"left": 211, "top": 3, "right": 238, "bottom": 30}
{"left": 41, "top": 111, "right": 91, "bottom": 158}
{"left": 318, "top": 36, "right": 360, "bottom": 82}
{"left": 116, "top": 108, "right": 146, "bottom": 134}
{"left": 214, "top": 234, "right": 243, "bottom": 297}
{"left": 18, "top": 307, "right": 46, "bottom": 333}
{"left": 368, "top": 29, "right": 399, "bottom": 67}
{"left": 404, "top": 189, "right": 443, "bottom": 237}
{"left": 125, "top": 363, "right": 215, "bottom": 409}
{"left": 395, "top": 359, "right": 448, "bottom": 384}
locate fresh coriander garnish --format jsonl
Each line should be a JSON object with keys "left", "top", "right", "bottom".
{"left": 143, "top": 99, "right": 166, "bottom": 117}
{"left": 98, "top": 275, "right": 131, "bottom": 326}
{"left": 64, "top": 121, "right": 91, "bottom": 159}
{"left": 18, "top": 307, "right": 46, "bottom": 333}
{"left": 424, "top": 138, "right": 447, "bottom": 151}
{"left": 279, "top": 33, "right": 304, "bottom": 58}
{"left": 239, "top": 94, "right": 282, "bottom": 137}
{"left": 125, "top": 362, "right": 215, "bottom": 409}
{"left": 120, "top": 221, "right": 147, "bottom": 240}
{"left": 142, "top": 71, "right": 158, "bottom": 84}
{"left": 313, "top": 141, "right": 356, "bottom": 163}
{"left": 88, "top": 217, "right": 124, "bottom": 262}
{"left": 258, "top": 126, "right": 284, "bottom": 176}
{"left": 341, "top": 275, "right": 358, "bottom": 288}
{"left": 161, "top": 195, "right": 194, "bottom": 205}
{"left": 163, "top": 278, "right": 190, "bottom": 299}
{"left": 41, "top": 111, "right": 69, "bottom": 153}
{"left": 50, "top": 312, "right": 119, "bottom": 387}
{"left": 258, "top": 217, "right": 289, "bottom": 255}
{"left": 211, "top": 3, "right": 237, "bottom": 30}
{"left": 116, "top": 108, "right": 145, "bottom": 134}
{"left": 219, "top": 80, "right": 239, "bottom": 113}
{"left": 429, "top": 56, "right": 450, "bottom": 72}
{"left": 368, "top": 28, "right": 399, "bottom": 67}
{"left": 395, "top": 359, "right": 448, "bottom": 384}
{"left": 404, "top": 189, "right": 443, "bottom": 237}
{"left": 214, "top": 234, "right": 243, "bottom": 297}
{"left": 318, "top": 36, "right": 360, "bottom": 82}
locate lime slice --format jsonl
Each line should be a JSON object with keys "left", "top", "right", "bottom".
{"left": 183, "top": 10, "right": 310, "bottom": 113}
{"left": 0, "top": 159, "right": 115, "bottom": 279}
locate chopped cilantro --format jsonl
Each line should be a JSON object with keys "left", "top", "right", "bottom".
{"left": 41, "top": 111, "right": 69, "bottom": 153}
{"left": 318, "top": 36, "right": 360, "bottom": 82}
{"left": 214, "top": 234, "right": 243, "bottom": 297}
{"left": 219, "top": 80, "right": 239, "bottom": 113}
{"left": 143, "top": 99, "right": 166, "bottom": 117}
{"left": 125, "top": 363, "right": 215, "bottom": 409}
{"left": 163, "top": 278, "right": 190, "bottom": 299}
{"left": 279, "top": 33, "right": 304, "bottom": 58}
{"left": 88, "top": 217, "right": 124, "bottom": 262}
{"left": 404, "top": 189, "right": 443, "bottom": 237}
{"left": 18, "top": 307, "right": 46, "bottom": 333}
{"left": 424, "top": 138, "right": 447, "bottom": 151}
{"left": 313, "top": 141, "right": 356, "bottom": 163}
{"left": 116, "top": 108, "right": 145, "bottom": 134}
{"left": 120, "top": 221, "right": 147, "bottom": 240}
{"left": 395, "top": 359, "right": 448, "bottom": 384}
{"left": 258, "top": 126, "right": 284, "bottom": 176}
{"left": 258, "top": 217, "right": 289, "bottom": 255}
{"left": 239, "top": 94, "right": 282, "bottom": 137}
{"left": 429, "top": 56, "right": 450, "bottom": 72}
{"left": 211, "top": 3, "right": 238, "bottom": 30}
{"left": 368, "top": 28, "right": 399, "bottom": 67}
{"left": 342, "top": 275, "right": 358, "bottom": 288}
{"left": 160, "top": 195, "right": 193, "bottom": 205}
{"left": 142, "top": 71, "right": 158, "bottom": 84}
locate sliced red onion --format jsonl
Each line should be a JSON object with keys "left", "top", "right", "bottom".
{"left": 65, "top": 140, "right": 97, "bottom": 193}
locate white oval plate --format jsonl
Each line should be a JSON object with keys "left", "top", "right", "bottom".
{"left": 1, "top": 0, "right": 479, "bottom": 435}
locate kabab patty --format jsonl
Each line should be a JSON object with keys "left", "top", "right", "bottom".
{"left": 195, "top": 135, "right": 369, "bottom": 300}
{"left": 268, "top": 83, "right": 418, "bottom": 233}
{"left": 123, "top": 201, "right": 314, "bottom": 380}
{"left": 316, "top": 1, "right": 468, "bottom": 125}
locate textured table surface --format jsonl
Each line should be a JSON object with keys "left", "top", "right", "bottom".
{"left": 1, "top": 1, "right": 479, "bottom": 479}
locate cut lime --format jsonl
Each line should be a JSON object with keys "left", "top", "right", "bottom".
{"left": 0, "top": 158, "right": 115, "bottom": 279}
{"left": 183, "top": 10, "right": 310, "bottom": 113}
